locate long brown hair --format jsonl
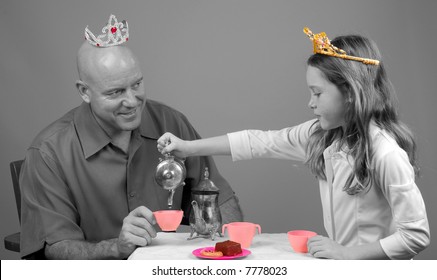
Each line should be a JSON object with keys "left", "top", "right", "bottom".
{"left": 305, "top": 35, "right": 418, "bottom": 195}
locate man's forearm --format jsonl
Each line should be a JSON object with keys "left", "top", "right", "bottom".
{"left": 44, "top": 238, "right": 124, "bottom": 260}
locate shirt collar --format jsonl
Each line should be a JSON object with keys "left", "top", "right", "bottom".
{"left": 138, "top": 101, "right": 161, "bottom": 140}
{"left": 74, "top": 102, "right": 112, "bottom": 159}
{"left": 74, "top": 101, "right": 161, "bottom": 159}
{"left": 325, "top": 120, "right": 383, "bottom": 158}
{"left": 368, "top": 119, "right": 381, "bottom": 139}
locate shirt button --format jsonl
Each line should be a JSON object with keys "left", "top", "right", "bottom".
{"left": 129, "top": 192, "right": 136, "bottom": 198}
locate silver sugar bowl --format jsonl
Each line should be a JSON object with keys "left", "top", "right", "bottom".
{"left": 188, "top": 167, "right": 222, "bottom": 240}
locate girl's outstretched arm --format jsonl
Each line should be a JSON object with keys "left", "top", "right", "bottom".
{"left": 157, "top": 133, "right": 231, "bottom": 158}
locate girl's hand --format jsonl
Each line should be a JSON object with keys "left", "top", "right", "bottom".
{"left": 157, "top": 132, "right": 190, "bottom": 158}
{"left": 307, "top": 235, "right": 347, "bottom": 259}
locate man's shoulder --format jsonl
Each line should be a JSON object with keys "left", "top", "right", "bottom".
{"left": 143, "top": 99, "right": 199, "bottom": 139}
{"left": 146, "top": 99, "right": 186, "bottom": 116}
{"left": 145, "top": 99, "right": 191, "bottom": 124}
{"left": 29, "top": 107, "right": 79, "bottom": 149}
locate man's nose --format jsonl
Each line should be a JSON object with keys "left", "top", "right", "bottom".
{"left": 122, "top": 89, "right": 138, "bottom": 107}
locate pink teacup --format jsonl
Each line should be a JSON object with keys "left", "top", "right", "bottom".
{"left": 153, "top": 210, "right": 183, "bottom": 232}
{"left": 287, "top": 230, "right": 317, "bottom": 253}
{"left": 222, "top": 222, "right": 261, "bottom": 248}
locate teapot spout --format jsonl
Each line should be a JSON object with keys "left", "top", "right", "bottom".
{"left": 167, "top": 190, "right": 175, "bottom": 209}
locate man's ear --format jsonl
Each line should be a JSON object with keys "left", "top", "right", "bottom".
{"left": 76, "top": 80, "right": 91, "bottom": 103}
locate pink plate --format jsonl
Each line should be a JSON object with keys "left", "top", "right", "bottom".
{"left": 192, "top": 247, "right": 251, "bottom": 260}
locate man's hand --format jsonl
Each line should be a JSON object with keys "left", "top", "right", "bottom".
{"left": 117, "top": 206, "right": 157, "bottom": 258}
{"left": 307, "top": 235, "right": 347, "bottom": 259}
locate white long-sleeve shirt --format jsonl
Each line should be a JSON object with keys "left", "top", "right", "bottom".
{"left": 227, "top": 119, "right": 430, "bottom": 259}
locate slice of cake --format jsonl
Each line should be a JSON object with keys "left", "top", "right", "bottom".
{"left": 214, "top": 240, "right": 242, "bottom": 256}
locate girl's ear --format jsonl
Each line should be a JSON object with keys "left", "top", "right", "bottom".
{"left": 76, "top": 80, "right": 91, "bottom": 103}
{"left": 343, "top": 84, "right": 353, "bottom": 104}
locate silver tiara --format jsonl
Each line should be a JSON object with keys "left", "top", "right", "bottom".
{"left": 84, "top": 14, "right": 129, "bottom": 47}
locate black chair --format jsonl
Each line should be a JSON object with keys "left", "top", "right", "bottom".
{"left": 4, "top": 160, "right": 23, "bottom": 253}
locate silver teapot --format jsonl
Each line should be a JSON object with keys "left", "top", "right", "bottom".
{"left": 188, "top": 167, "right": 223, "bottom": 240}
{"left": 154, "top": 153, "right": 186, "bottom": 208}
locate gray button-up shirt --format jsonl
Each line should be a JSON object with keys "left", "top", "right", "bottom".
{"left": 20, "top": 100, "right": 235, "bottom": 258}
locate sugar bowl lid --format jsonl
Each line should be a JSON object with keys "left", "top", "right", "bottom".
{"left": 192, "top": 167, "right": 219, "bottom": 192}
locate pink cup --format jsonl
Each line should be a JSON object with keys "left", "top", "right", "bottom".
{"left": 153, "top": 210, "right": 183, "bottom": 231}
{"left": 287, "top": 230, "right": 317, "bottom": 253}
{"left": 222, "top": 222, "right": 261, "bottom": 248}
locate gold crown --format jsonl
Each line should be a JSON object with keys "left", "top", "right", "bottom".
{"left": 85, "top": 14, "right": 129, "bottom": 47}
{"left": 303, "top": 27, "right": 379, "bottom": 65}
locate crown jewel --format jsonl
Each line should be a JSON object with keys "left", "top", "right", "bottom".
{"left": 303, "top": 27, "right": 379, "bottom": 65}
{"left": 85, "top": 14, "right": 129, "bottom": 47}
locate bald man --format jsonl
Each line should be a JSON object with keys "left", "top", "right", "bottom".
{"left": 19, "top": 42, "right": 243, "bottom": 259}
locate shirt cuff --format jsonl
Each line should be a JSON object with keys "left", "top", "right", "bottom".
{"left": 227, "top": 131, "right": 253, "bottom": 161}
{"left": 379, "top": 233, "right": 416, "bottom": 260}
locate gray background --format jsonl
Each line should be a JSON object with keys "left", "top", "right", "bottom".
{"left": 0, "top": 0, "right": 435, "bottom": 260}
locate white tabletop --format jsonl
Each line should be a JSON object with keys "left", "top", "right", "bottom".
{"left": 128, "top": 230, "right": 315, "bottom": 260}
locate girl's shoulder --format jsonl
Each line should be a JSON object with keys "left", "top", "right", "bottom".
{"left": 369, "top": 123, "right": 416, "bottom": 183}
{"left": 369, "top": 122, "right": 408, "bottom": 161}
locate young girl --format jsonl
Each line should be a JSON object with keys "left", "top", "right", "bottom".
{"left": 157, "top": 29, "right": 430, "bottom": 259}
